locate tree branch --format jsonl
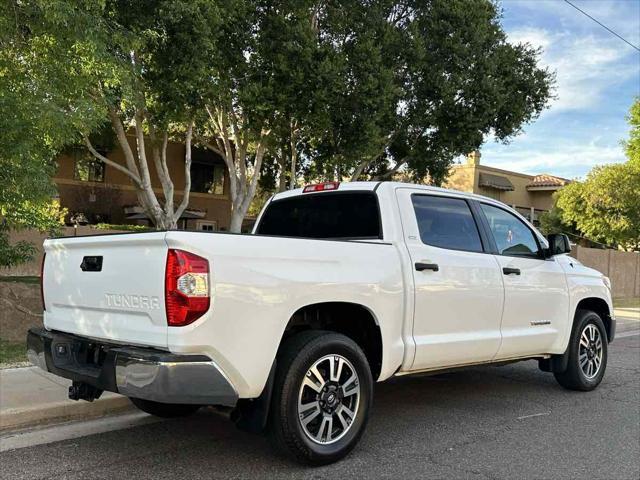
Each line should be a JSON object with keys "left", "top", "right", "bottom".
{"left": 150, "top": 129, "right": 174, "bottom": 216}
{"left": 107, "top": 105, "right": 141, "bottom": 180}
{"left": 374, "top": 157, "right": 407, "bottom": 181}
{"left": 83, "top": 135, "right": 142, "bottom": 186}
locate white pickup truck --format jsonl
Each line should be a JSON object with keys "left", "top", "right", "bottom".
{"left": 28, "top": 181, "right": 615, "bottom": 464}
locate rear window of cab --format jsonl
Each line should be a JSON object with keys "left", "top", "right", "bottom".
{"left": 256, "top": 192, "right": 382, "bottom": 240}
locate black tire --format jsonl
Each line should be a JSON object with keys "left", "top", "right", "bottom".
{"left": 554, "top": 309, "right": 608, "bottom": 391}
{"left": 269, "top": 330, "right": 373, "bottom": 465}
{"left": 129, "top": 397, "right": 201, "bottom": 418}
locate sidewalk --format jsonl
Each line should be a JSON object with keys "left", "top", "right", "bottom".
{"left": 0, "top": 367, "right": 132, "bottom": 432}
{"left": 614, "top": 307, "right": 640, "bottom": 320}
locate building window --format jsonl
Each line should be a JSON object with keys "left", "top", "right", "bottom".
{"left": 74, "top": 152, "right": 105, "bottom": 182}
{"left": 196, "top": 221, "right": 217, "bottom": 231}
{"left": 191, "top": 163, "right": 225, "bottom": 195}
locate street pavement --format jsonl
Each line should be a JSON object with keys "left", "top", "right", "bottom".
{"left": 1, "top": 315, "right": 638, "bottom": 480}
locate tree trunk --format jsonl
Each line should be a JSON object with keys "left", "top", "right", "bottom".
{"left": 86, "top": 107, "right": 193, "bottom": 231}
{"left": 289, "top": 121, "right": 298, "bottom": 190}
{"left": 229, "top": 208, "right": 245, "bottom": 233}
{"left": 277, "top": 153, "right": 288, "bottom": 192}
{"left": 204, "top": 105, "right": 269, "bottom": 234}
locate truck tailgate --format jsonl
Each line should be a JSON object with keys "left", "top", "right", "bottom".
{"left": 42, "top": 232, "right": 168, "bottom": 348}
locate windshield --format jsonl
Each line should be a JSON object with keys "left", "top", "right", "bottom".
{"left": 256, "top": 192, "right": 382, "bottom": 239}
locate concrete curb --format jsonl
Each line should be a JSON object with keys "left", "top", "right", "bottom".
{"left": 0, "top": 395, "right": 134, "bottom": 433}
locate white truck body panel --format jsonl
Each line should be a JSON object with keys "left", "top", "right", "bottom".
{"left": 163, "top": 231, "right": 405, "bottom": 397}
{"left": 40, "top": 181, "right": 614, "bottom": 401}
{"left": 43, "top": 232, "right": 169, "bottom": 348}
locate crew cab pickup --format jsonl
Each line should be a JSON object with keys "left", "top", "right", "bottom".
{"left": 28, "top": 181, "right": 615, "bottom": 464}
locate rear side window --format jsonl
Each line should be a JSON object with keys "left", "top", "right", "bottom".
{"left": 256, "top": 192, "right": 381, "bottom": 239}
{"left": 411, "top": 195, "right": 483, "bottom": 252}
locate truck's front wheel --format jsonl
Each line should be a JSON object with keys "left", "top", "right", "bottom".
{"left": 129, "top": 398, "right": 201, "bottom": 418}
{"left": 554, "top": 309, "right": 608, "bottom": 391}
{"left": 269, "top": 331, "right": 373, "bottom": 465}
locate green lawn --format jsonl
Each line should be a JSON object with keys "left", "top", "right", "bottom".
{"left": 0, "top": 339, "right": 27, "bottom": 365}
{"left": 0, "top": 275, "right": 40, "bottom": 284}
{"left": 613, "top": 297, "right": 640, "bottom": 309}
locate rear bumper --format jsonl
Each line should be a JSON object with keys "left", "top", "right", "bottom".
{"left": 27, "top": 328, "right": 238, "bottom": 406}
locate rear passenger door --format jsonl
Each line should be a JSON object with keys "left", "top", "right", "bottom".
{"left": 397, "top": 189, "right": 504, "bottom": 371}
{"left": 477, "top": 202, "right": 569, "bottom": 358}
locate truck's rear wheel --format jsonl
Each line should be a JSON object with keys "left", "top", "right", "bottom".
{"left": 129, "top": 397, "right": 201, "bottom": 418}
{"left": 554, "top": 309, "right": 608, "bottom": 391}
{"left": 269, "top": 331, "right": 373, "bottom": 465}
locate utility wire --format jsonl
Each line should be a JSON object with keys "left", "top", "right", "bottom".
{"left": 563, "top": 0, "right": 640, "bottom": 52}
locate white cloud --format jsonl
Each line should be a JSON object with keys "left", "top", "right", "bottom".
{"left": 507, "top": 26, "right": 637, "bottom": 112}
{"left": 478, "top": 1, "right": 639, "bottom": 178}
{"left": 481, "top": 141, "right": 626, "bottom": 179}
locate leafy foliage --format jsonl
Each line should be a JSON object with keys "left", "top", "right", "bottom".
{"left": 2, "top": 0, "right": 553, "bottom": 234}
{"left": 303, "top": 0, "right": 554, "bottom": 183}
{"left": 624, "top": 98, "right": 640, "bottom": 163}
{"left": 555, "top": 161, "right": 640, "bottom": 251}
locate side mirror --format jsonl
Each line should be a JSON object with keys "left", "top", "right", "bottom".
{"left": 546, "top": 233, "right": 571, "bottom": 256}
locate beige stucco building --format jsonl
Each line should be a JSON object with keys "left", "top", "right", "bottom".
{"left": 54, "top": 135, "right": 232, "bottom": 231}
{"left": 443, "top": 151, "right": 570, "bottom": 225}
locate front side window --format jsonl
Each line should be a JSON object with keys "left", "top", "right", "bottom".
{"left": 411, "top": 195, "right": 483, "bottom": 252}
{"left": 480, "top": 203, "right": 540, "bottom": 257}
{"left": 257, "top": 192, "right": 381, "bottom": 239}
{"left": 74, "top": 152, "right": 105, "bottom": 182}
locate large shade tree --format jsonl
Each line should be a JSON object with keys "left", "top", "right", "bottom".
{"left": 302, "top": 0, "right": 553, "bottom": 184}
{"left": 3, "top": 0, "right": 552, "bottom": 232}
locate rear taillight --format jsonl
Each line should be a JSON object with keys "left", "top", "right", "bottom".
{"left": 165, "top": 249, "right": 210, "bottom": 326}
{"left": 40, "top": 253, "right": 46, "bottom": 311}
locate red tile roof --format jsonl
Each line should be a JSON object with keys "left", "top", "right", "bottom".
{"left": 526, "top": 174, "right": 570, "bottom": 188}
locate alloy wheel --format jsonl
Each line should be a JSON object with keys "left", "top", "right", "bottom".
{"left": 297, "top": 354, "right": 360, "bottom": 445}
{"left": 579, "top": 324, "right": 603, "bottom": 379}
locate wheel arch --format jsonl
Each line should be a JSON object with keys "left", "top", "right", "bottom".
{"left": 575, "top": 297, "right": 613, "bottom": 342}
{"left": 281, "top": 301, "right": 384, "bottom": 381}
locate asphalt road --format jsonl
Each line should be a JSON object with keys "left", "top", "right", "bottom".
{"left": 2, "top": 320, "right": 638, "bottom": 480}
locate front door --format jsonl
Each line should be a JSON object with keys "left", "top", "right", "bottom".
{"left": 477, "top": 202, "right": 570, "bottom": 358}
{"left": 397, "top": 189, "right": 504, "bottom": 371}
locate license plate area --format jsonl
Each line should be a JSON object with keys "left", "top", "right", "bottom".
{"left": 51, "top": 338, "right": 110, "bottom": 377}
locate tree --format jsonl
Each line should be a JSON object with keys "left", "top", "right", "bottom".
{"left": 302, "top": 0, "right": 553, "bottom": 184}
{"left": 152, "top": 0, "right": 326, "bottom": 230}
{"left": 132, "top": 0, "right": 553, "bottom": 229}
{"left": 553, "top": 100, "right": 640, "bottom": 251}
{"left": 3, "top": 0, "right": 552, "bottom": 233}
{"left": 0, "top": 4, "right": 67, "bottom": 267}
{"left": 3, "top": 1, "right": 197, "bottom": 230}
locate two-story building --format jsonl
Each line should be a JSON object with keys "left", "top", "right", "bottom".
{"left": 443, "top": 151, "right": 570, "bottom": 225}
{"left": 54, "top": 135, "right": 232, "bottom": 231}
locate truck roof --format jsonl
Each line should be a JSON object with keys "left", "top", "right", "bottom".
{"left": 272, "top": 180, "right": 497, "bottom": 205}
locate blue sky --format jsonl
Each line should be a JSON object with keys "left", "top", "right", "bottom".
{"left": 476, "top": 0, "right": 640, "bottom": 179}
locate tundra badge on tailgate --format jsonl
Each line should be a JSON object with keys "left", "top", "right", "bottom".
{"left": 105, "top": 293, "right": 160, "bottom": 310}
